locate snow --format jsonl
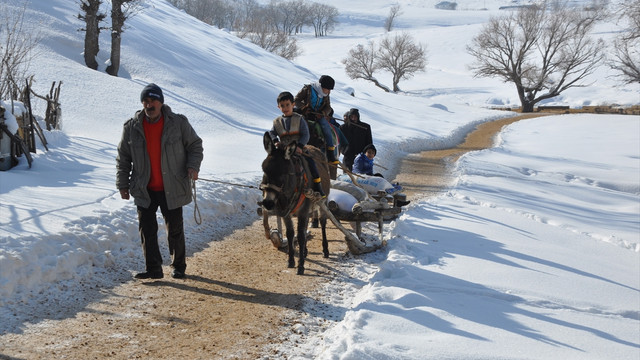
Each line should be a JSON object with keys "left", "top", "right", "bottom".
{"left": 0, "top": 0, "right": 638, "bottom": 358}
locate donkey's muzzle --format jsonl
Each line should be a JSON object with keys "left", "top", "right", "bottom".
{"left": 262, "top": 199, "right": 275, "bottom": 210}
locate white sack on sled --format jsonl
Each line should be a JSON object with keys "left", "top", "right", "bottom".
{"left": 336, "top": 174, "right": 400, "bottom": 195}
{"left": 327, "top": 188, "right": 358, "bottom": 213}
{"left": 330, "top": 180, "right": 368, "bottom": 201}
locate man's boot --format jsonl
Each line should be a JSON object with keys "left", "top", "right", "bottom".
{"left": 326, "top": 146, "right": 339, "bottom": 164}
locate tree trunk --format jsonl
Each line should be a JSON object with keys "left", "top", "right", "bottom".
{"left": 392, "top": 71, "right": 404, "bottom": 92}
{"left": 81, "top": 0, "right": 102, "bottom": 70}
{"left": 372, "top": 79, "right": 390, "bottom": 93}
{"left": 106, "top": 0, "right": 124, "bottom": 76}
{"left": 516, "top": 85, "right": 536, "bottom": 113}
{"left": 105, "top": 30, "right": 121, "bottom": 76}
{"left": 521, "top": 101, "right": 535, "bottom": 113}
{"left": 392, "top": 76, "right": 401, "bottom": 92}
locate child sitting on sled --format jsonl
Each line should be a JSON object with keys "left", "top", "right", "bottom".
{"left": 353, "top": 144, "right": 383, "bottom": 177}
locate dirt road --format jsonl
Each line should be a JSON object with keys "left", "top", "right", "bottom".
{"left": 0, "top": 114, "right": 544, "bottom": 360}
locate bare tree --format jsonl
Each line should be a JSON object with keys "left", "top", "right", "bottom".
{"left": 342, "top": 42, "right": 389, "bottom": 92}
{"left": 274, "top": 33, "right": 301, "bottom": 60}
{"left": 106, "top": 0, "right": 142, "bottom": 76}
{"left": 0, "top": 1, "right": 40, "bottom": 100}
{"left": 209, "top": 1, "right": 236, "bottom": 29}
{"left": 169, "top": 0, "right": 237, "bottom": 30}
{"left": 267, "top": 0, "right": 311, "bottom": 35}
{"left": 287, "top": 0, "right": 311, "bottom": 35}
{"left": 384, "top": 4, "right": 402, "bottom": 32}
{"left": 342, "top": 34, "right": 426, "bottom": 92}
{"left": 308, "top": 3, "right": 338, "bottom": 37}
{"left": 181, "top": 0, "right": 234, "bottom": 29}
{"left": 180, "top": 0, "right": 214, "bottom": 25}
{"left": 232, "top": 0, "right": 261, "bottom": 31}
{"left": 78, "top": 0, "right": 106, "bottom": 70}
{"left": 242, "top": 21, "right": 301, "bottom": 60}
{"left": 235, "top": 1, "right": 302, "bottom": 59}
{"left": 377, "top": 32, "right": 427, "bottom": 92}
{"left": 467, "top": 3, "right": 605, "bottom": 112}
{"left": 235, "top": 6, "right": 299, "bottom": 59}
{"left": 609, "top": 0, "right": 640, "bottom": 84}
{"left": 320, "top": 5, "right": 339, "bottom": 37}
{"left": 264, "top": 0, "right": 293, "bottom": 34}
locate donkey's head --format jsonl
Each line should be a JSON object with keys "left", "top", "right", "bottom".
{"left": 260, "top": 132, "right": 299, "bottom": 212}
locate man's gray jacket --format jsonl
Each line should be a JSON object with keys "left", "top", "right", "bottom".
{"left": 116, "top": 104, "right": 203, "bottom": 210}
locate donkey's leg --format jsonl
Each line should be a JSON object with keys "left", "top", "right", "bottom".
{"left": 320, "top": 214, "right": 329, "bottom": 258}
{"left": 296, "top": 208, "right": 310, "bottom": 275}
{"left": 284, "top": 216, "right": 295, "bottom": 268}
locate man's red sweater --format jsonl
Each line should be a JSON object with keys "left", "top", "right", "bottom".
{"left": 143, "top": 115, "right": 164, "bottom": 191}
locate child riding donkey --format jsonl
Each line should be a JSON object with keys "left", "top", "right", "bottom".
{"left": 294, "top": 75, "right": 340, "bottom": 166}
{"left": 268, "top": 91, "right": 325, "bottom": 198}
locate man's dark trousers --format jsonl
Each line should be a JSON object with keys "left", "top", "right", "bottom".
{"left": 137, "top": 190, "right": 186, "bottom": 273}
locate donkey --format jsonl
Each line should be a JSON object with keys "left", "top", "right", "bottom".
{"left": 260, "top": 132, "right": 330, "bottom": 275}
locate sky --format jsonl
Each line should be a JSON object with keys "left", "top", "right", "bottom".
{"left": 0, "top": 0, "right": 638, "bottom": 358}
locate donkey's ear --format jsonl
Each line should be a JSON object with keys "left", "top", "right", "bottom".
{"left": 263, "top": 132, "right": 275, "bottom": 154}
{"left": 284, "top": 142, "right": 297, "bottom": 160}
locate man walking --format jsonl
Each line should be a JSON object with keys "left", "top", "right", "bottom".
{"left": 116, "top": 83, "right": 203, "bottom": 279}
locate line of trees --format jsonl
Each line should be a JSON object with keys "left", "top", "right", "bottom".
{"left": 5, "top": 0, "right": 637, "bottom": 111}
{"left": 342, "top": 1, "right": 637, "bottom": 110}
{"left": 167, "top": 0, "right": 338, "bottom": 60}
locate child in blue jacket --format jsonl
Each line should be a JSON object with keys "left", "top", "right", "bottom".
{"left": 352, "top": 144, "right": 378, "bottom": 176}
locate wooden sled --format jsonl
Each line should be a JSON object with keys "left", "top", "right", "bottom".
{"left": 258, "top": 192, "right": 404, "bottom": 255}
{"left": 258, "top": 200, "right": 398, "bottom": 255}
{"left": 258, "top": 163, "right": 407, "bottom": 255}
{"left": 327, "top": 200, "right": 401, "bottom": 240}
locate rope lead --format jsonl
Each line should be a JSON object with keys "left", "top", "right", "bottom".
{"left": 191, "top": 178, "right": 202, "bottom": 225}
{"left": 189, "top": 176, "right": 261, "bottom": 225}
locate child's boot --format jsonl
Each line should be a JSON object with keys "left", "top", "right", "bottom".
{"left": 326, "top": 146, "right": 339, "bottom": 164}
{"left": 312, "top": 177, "right": 325, "bottom": 198}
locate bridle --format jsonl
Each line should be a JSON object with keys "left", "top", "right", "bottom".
{"left": 259, "top": 183, "right": 282, "bottom": 193}
{"left": 261, "top": 154, "right": 308, "bottom": 217}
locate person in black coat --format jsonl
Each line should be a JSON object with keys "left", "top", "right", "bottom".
{"left": 340, "top": 108, "right": 372, "bottom": 171}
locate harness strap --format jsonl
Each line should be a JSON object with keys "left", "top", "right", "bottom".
{"left": 260, "top": 183, "right": 282, "bottom": 193}
{"left": 290, "top": 185, "right": 308, "bottom": 214}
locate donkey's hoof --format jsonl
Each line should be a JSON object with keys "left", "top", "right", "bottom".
{"left": 297, "top": 267, "right": 305, "bottom": 275}
{"left": 288, "top": 261, "right": 295, "bottom": 268}
{"left": 269, "top": 230, "right": 282, "bottom": 248}
{"left": 323, "top": 251, "right": 329, "bottom": 258}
